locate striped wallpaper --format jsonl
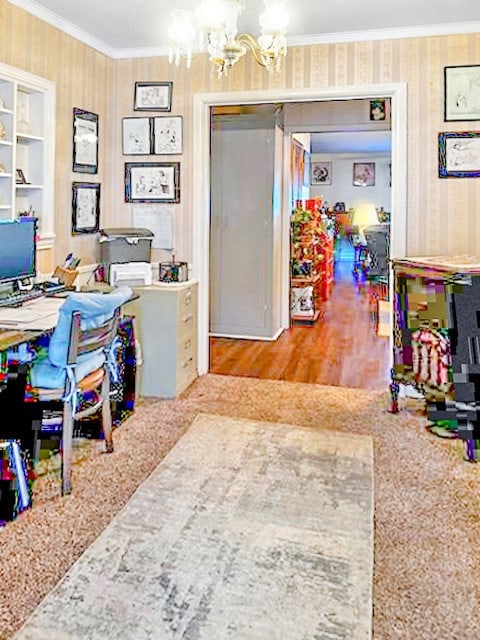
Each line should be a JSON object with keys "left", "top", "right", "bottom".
{"left": 1, "top": 0, "right": 480, "bottom": 268}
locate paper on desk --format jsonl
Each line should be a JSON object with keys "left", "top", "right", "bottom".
{"left": 0, "top": 297, "right": 64, "bottom": 330}
{"left": 132, "top": 205, "right": 174, "bottom": 249}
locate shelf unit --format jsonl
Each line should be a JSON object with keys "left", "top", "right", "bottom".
{"left": 0, "top": 63, "right": 55, "bottom": 249}
{"left": 290, "top": 203, "right": 334, "bottom": 322}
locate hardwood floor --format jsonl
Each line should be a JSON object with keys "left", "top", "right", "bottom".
{"left": 209, "top": 238, "right": 391, "bottom": 391}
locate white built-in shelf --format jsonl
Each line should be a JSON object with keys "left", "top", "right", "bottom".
{"left": 17, "top": 133, "right": 44, "bottom": 144}
{"left": 0, "top": 62, "right": 55, "bottom": 248}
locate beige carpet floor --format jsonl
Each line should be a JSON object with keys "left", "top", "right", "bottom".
{"left": 0, "top": 374, "right": 479, "bottom": 639}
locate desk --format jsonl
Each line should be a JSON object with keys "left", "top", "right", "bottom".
{"left": 0, "top": 311, "right": 136, "bottom": 521}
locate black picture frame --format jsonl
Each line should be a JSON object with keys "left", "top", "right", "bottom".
{"left": 444, "top": 65, "right": 480, "bottom": 122}
{"left": 15, "top": 168, "right": 27, "bottom": 184}
{"left": 353, "top": 162, "right": 375, "bottom": 186}
{"left": 134, "top": 82, "right": 173, "bottom": 112}
{"left": 125, "top": 162, "right": 180, "bottom": 203}
{"left": 153, "top": 115, "right": 183, "bottom": 154}
{"left": 122, "top": 117, "right": 153, "bottom": 155}
{"left": 72, "top": 182, "right": 100, "bottom": 234}
{"left": 438, "top": 131, "right": 480, "bottom": 178}
{"left": 73, "top": 108, "right": 99, "bottom": 174}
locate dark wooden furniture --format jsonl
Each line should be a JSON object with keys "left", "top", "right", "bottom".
{"left": 390, "top": 256, "right": 480, "bottom": 461}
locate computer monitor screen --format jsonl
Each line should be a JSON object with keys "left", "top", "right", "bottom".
{"left": 0, "top": 218, "right": 36, "bottom": 284}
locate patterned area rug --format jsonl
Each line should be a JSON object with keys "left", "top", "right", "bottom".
{"left": 14, "top": 413, "right": 374, "bottom": 640}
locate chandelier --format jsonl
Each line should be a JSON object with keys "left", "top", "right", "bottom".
{"left": 168, "top": 0, "right": 289, "bottom": 77}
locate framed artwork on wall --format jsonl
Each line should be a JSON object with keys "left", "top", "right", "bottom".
{"left": 153, "top": 116, "right": 183, "bottom": 154}
{"left": 438, "top": 131, "right": 480, "bottom": 178}
{"left": 73, "top": 108, "right": 98, "bottom": 174}
{"left": 125, "top": 162, "right": 180, "bottom": 203}
{"left": 311, "top": 161, "right": 332, "bottom": 185}
{"left": 72, "top": 182, "right": 100, "bottom": 234}
{"left": 369, "top": 99, "right": 386, "bottom": 121}
{"left": 444, "top": 65, "right": 480, "bottom": 121}
{"left": 353, "top": 162, "right": 375, "bottom": 186}
{"left": 122, "top": 117, "right": 152, "bottom": 155}
{"left": 134, "top": 82, "right": 172, "bottom": 112}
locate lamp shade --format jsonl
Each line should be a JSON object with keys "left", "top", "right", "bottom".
{"left": 352, "top": 203, "right": 379, "bottom": 229}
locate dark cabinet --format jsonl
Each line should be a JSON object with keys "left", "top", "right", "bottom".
{"left": 390, "top": 257, "right": 480, "bottom": 460}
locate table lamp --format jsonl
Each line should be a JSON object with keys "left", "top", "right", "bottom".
{"left": 351, "top": 203, "right": 379, "bottom": 244}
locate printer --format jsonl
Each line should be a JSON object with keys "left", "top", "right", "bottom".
{"left": 99, "top": 227, "right": 154, "bottom": 285}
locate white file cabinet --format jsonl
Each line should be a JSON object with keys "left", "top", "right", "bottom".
{"left": 129, "top": 280, "right": 198, "bottom": 398}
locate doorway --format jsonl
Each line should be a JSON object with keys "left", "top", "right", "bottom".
{"left": 192, "top": 84, "right": 407, "bottom": 376}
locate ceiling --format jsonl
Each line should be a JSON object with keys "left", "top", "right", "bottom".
{"left": 8, "top": 0, "right": 480, "bottom": 58}
{"left": 310, "top": 131, "right": 391, "bottom": 155}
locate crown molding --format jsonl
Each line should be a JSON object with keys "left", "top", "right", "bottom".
{"left": 287, "top": 21, "right": 480, "bottom": 47}
{"left": 6, "top": 1, "right": 480, "bottom": 60}
{"left": 6, "top": 0, "right": 116, "bottom": 57}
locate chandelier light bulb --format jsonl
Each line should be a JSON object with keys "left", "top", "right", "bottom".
{"left": 195, "top": 0, "right": 226, "bottom": 33}
{"left": 259, "top": 0, "right": 289, "bottom": 34}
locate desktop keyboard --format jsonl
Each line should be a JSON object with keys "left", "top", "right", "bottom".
{"left": 0, "top": 287, "right": 45, "bottom": 308}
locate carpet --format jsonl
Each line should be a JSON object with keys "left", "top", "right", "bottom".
{"left": 14, "top": 412, "right": 374, "bottom": 640}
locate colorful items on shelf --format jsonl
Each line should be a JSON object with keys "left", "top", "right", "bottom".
{"left": 290, "top": 200, "right": 334, "bottom": 323}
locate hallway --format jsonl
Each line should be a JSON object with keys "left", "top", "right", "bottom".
{"left": 210, "top": 238, "right": 390, "bottom": 391}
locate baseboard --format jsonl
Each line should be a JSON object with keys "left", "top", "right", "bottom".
{"left": 210, "top": 327, "right": 284, "bottom": 341}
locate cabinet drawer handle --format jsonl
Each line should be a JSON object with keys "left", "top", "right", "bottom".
{"left": 182, "top": 313, "right": 193, "bottom": 324}
{"left": 182, "top": 357, "right": 193, "bottom": 368}
{"left": 184, "top": 291, "right": 192, "bottom": 305}
{"left": 184, "top": 338, "right": 192, "bottom": 350}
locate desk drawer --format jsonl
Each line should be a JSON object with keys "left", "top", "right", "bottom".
{"left": 178, "top": 286, "right": 196, "bottom": 318}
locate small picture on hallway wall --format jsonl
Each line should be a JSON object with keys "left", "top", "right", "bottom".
{"left": 353, "top": 162, "right": 375, "bottom": 187}
{"left": 311, "top": 161, "right": 332, "bottom": 185}
{"left": 369, "top": 99, "right": 386, "bottom": 121}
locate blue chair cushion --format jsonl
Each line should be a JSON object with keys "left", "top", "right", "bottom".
{"left": 30, "top": 286, "right": 133, "bottom": 390}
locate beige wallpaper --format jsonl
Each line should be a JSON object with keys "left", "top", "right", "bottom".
{"left": 112, "top": 33, "right": 480, "bottom": 261}
{"left": 1, "top": 0, "right": 480, "bottom": 268}
{"left": 0, "top": 0, "right": 115, "bottom": 273}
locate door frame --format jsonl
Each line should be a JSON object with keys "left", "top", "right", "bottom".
{"left": 192, "top": 83, "right": 407, "bottom": 375}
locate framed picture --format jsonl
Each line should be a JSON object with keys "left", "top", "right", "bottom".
{"left": 125, "top": 162, "right": 180, "bottom": 203}
{"left": 444, "top": 65, "right": 480, "bottom": 121}
{"left": 353, "top": 162, "right": 375, "bottom": 186}
{"left": 311, "top": 161, "right": 332, "bottom": 185}
{"left": 134, "top": 82, "right": 172, "bottom": 112}
{"left": 73, "top": 108, "right": 98, "bottom": 174}
{"left": 370, "top": 99, "right": 386, "bottom": 121}
{"left": 122, "top": 117, "right": 152, "bottom": 155}
{"left": 72, "top": 182, "right": 100, "bottom": 234}
{"left": 15, "top": 168, "right": 27, "bottom": 184}
{"left": 153, "top": 116, "right": 183, "bottom": 154}
{"left": 438, "top": 131, "right": 480, "bottom": 178}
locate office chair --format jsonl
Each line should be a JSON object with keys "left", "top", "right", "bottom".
{"left": 29, "top": 286, "right": 133, "bottom": 495}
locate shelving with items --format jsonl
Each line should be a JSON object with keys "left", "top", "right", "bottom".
{"left": 290, "top": 199, "right": 334, "bottom": 322}
{"left": 0, "top": 63, "right": 54, "bottom": 248}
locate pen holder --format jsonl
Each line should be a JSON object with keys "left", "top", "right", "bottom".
{"left": 53, "top": 265, "right": 78, "bottom": 287}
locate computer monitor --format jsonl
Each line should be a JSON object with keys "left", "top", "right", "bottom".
{"left": 0, "top": 218, "right": 36, "bottom": 285}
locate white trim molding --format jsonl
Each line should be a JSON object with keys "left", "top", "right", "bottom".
{"left": 192, "top": 83, "right": 408, "bottom": 376}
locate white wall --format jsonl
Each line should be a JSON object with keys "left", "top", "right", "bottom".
{"left": 310, "top": 154, "right": 391, "bottom": 212}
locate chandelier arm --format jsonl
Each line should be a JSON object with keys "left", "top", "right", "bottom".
{"left": 236, "top": 33, "right": 270, "bottom": 68}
